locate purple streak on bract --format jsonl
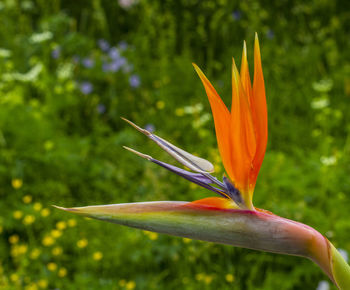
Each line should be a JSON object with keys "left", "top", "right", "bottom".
{"left": 82, "top": 58, "right": 95, "bottom": 68}
{"left": 97, "top": 104, "right": 106, "bottom": 114}
{"left": 51, "top": 47, "right": 60, "bottom": 59}
{"left": 80, "top": 82, "right": 93, "bottom": 95}
{"left": 129, "top": 74, "right": 141, "bottom": 88}
{"left": 223, "top": 176, "right": 242, "bottom": 205}
{"left": 98, "top": 39, "right": 110, "bottom": 52}
{"left": 150, "top": 158, "right": 227, "bottom": 198}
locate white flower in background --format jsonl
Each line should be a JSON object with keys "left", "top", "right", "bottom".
{"left": 118, "top": 0, "right": 138, "bottom": 9}
{"left": 320, "top": 156, "right": 337, "bottom": 166}
{"left": 311, "top": 97, "right": 329, "bottom": 110}
{"left": 30, "top": 31, "right": 53, "bottom": 43}
{"left": 316, "top": 280, "right": 329, "bottom": 290}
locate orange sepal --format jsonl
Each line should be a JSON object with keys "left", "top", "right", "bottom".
{"left": 193, "top": 64, "right": 235, "bottom": 181}
{"left": 250, "top": 33, "right": 268, "bottom": 191}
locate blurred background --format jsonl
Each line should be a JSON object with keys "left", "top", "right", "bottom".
{"left": 0, "top": 0, "right": 349, "bottom": 289}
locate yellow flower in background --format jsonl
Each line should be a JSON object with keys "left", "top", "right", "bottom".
{"left": 9, "top": 234, "right": 19, "bottom": 244}
{"left": 37, "top": 279, "right": 48, "bottom": 288}
{"left": 12, "top": 178, "right": 23, "bottom": 189}
{"left": 156, "top": 100, "right": 165, "bottom": 110}
{"left": 10, "top": 273, "right": 19, "bottom": 282}
{"left": 42, "top": 236, "right": 55, "bottom": 247}
{"left": 41, "top": 208, "right": 50, "bottom": 217}
{"left": 77, "top": 239, "right": 88, "bottom": 248}
{"left": 56, "top": 221, "right": 66, "bottom": 230}
{"left": 19, "top": 244, "right": 28, "bottom": 254}
{"left": 148, "top": 232, "right": 158, "bottom": 240}
{"left": 23, "top": 215, "right": 35, "bottom": 225}
{"left": 25, "top": 283, "right": 38, "bottom": 290}
{"left": 119, "top": 280, "right": 126, "bottom": 287}
{"left": 30, "top": 248, "right": 41, "bottom": 259}
{"left": 175, "top": 107, "right": 184, "bottom": 117}
{"left": 143, "top": 230, "right": 158, "bottom": 240}
{"left": 51, "top": 230, "right": 62, "bottom": 238}
{"left": 58, "top": 267, "right": 67, "bottom": 278}
{"left": 33, "top": 202, "right": 42, "bottom": 211}
{"left": 22, "top": 195, "right": 32, "bottom": 204}
{"left": 92, "top": 251, "right": 103, "bottom": 261}
{"left": 203, "top": 275, "right": 213, "bottom": 284}
{"left": 52, "top": 247, "right": 63, "bottom": 256}
{"left": 13, "top": 210, "right": 23, "bottom": 219}
{"left": 182, "top": 238, "right": 191, "bottom": 244}
{"left": 47, "top": 262, "right": 57, "bottom": 272}
{"left": 225, "top": 274, "right": 235, "bottom": 283}
{"left": 11, "top": 244, "right": 27, "bottom": 257}
{"left": 126, "top": 281, "right": 136, "bottom": 290}
{"left": 67, "top": 218, "right": 77, "bottom": 227}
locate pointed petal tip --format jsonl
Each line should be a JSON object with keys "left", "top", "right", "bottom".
{"left": 123, "top": 146, "right": 152, "bottom": 160}
{"left": 254, "top": 34, "right": 261, "bottom": 52}
{"left": 121, "top": 117, "right": 151, "bottom": 136}
{"left": 192, "top": 63, "right": 205, "bottom": 78}
{"left": 52, "top": 205, "right": 77, "bottom": 212}
{"left": 231, "top": 57, "right": 240, "bottom": 81}
{"left": 243, "top": 40, "right": 247, "bottom": 52}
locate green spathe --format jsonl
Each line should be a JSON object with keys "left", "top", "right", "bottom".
{"left": 54, "top": 201, "right": 350, "bottom": 287}
{"left": 330, "top": 243, "right": 350, "bottom": 289}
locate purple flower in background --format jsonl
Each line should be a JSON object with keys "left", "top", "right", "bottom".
{"left": 231, "top": 10, "right": 242, "bottom": 21}
{"left": 267, "top": 29, "right": 274, "bottom": 39}
{"left": 118, "top": 41, "right": 128, "bottom": 51}
{"left": 72, "top": 55, "right": 80, "bottom": 64}
{"left": 111, "top": 57, "right": 127, "bottom": 72}
{"left": 102, "top": 62, "right": 111, "bottom": 72}
{"left": 82, "top": 58, "right": 95, "bottom": 68}
{"left": 145, "top": 124, "right": 155, "bottom": 133}
{"left": 97, "top": 104, "right": 106, "bottom": 114}
{"left": 80, "top": 81, "right": 93, "bottom": 95}
{"left": 98, "top": 39, "right": 110, "bottom": 52}
{"left": 129, "top": 74, "right": 141, "bottom": 88}
{"left": 109, "top": 47, "right": 120, "bottom": 60}
{"left": 51, "top": 47, "right": 61, "bottom": 59}
{"left": 103, "top": 57, "right": 128, "bottom": 73}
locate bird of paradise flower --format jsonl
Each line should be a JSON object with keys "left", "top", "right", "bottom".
{"left": 55, "top": 34, "right": 350, "bottom": 289}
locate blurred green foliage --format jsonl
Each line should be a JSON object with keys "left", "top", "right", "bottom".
{"left": 0, "top": 0, "right": 349, "bottom": 289}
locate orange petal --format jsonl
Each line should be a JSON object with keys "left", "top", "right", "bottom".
{"left": 231, "top": 58, "right": 256, "bottom": 198}
{"left": 250, "top": 33, "right": 268, "bottom": 191}
{"left": 240, "top": 41, "right": 253, "bottom": 103}
{"left": 193, "top": 64, "right": 235, "bottom": 180}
